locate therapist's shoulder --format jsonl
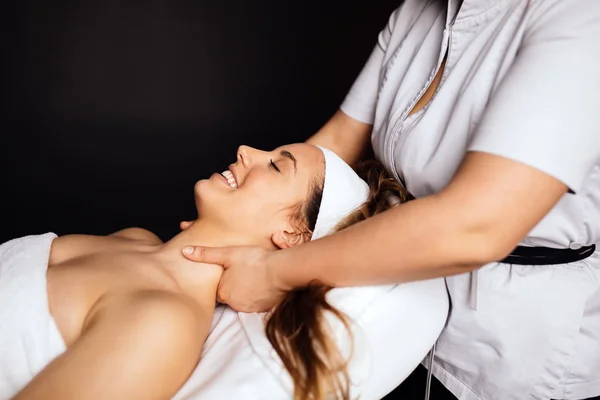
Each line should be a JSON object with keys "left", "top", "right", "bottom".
{"left": 383, "top": 0, "right": 444, "bottom": 32}
{"left": 525, "top": 0, "right": 600, "bottom": 37}
{"left": 374, "top": 0, "right": 443, "bottom": 38}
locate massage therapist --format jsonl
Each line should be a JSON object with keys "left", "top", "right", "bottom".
{"left": 182, "top": 1, "right": 600, "bottom": 399}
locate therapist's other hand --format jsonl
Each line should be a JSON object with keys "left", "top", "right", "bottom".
{"left": 181, "top": 245, "right": 285, "bottom": 312}
{"left": 180, "top": 220, "right": 194, "bottom": 230}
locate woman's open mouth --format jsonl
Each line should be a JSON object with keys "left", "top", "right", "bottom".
{"left": 220, "top": 170, "right": 238, "bottom": 189}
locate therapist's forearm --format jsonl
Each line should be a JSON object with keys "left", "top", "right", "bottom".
{"left": 269, "top": 151, "right": 569, "bottom": 289}
{"left": 269, "top": 193, "right": 500, "bottom": 288}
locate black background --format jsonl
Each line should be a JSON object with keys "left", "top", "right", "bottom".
{"left": 0, "top": 1, "right": 457, "bottom": 398}
{"left": 1, "top": 0, "right": 400, "bottom": 243}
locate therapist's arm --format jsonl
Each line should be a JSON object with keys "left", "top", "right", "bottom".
{"left": 306, "top": 109, "right": 373, "bottom": 166}
{"left": 270, "top": 151, "right": 568, "bottom": 288}
{"left": 275, "top": 1, "right": 600, "bottom": 288}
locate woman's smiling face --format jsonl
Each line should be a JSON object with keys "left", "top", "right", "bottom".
{"left": 194, "top": 143, "right": 325, "bottom": 248}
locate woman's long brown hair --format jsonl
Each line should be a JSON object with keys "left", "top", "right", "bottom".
{"left": 265, "top": 160, "right": 414, "bottom": 400}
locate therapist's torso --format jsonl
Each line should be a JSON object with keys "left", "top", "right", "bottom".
{"left": 341, "top": 0, "right": 600, "bottom": 249}
{"left": 340, "top": 1, "right": 600, "bottom": 399}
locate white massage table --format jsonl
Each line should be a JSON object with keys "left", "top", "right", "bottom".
{"left": 174, "top": 278, "right": 449, "bottom": 400}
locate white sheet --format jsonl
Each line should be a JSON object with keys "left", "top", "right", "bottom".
{"left": 174, "top": 278, "right": 449, "bottom": 400}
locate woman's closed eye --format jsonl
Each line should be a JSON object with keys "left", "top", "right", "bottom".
{"left": 270, "top": 159, "right": 282, "bottom": 173}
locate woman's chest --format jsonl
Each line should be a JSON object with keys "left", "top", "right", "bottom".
{"left": 47, "top": 248, "right": 172, "bottom": 346}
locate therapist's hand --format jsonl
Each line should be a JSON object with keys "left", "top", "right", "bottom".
{"left": 181, "top": 245, "right": 286, "bottom": 312}
{"left": 179, "top": 220, "right": 194, "bottom": 230}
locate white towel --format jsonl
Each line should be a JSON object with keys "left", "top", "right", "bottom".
{"left": 0, "top": 233, "right": 66, "bottom": 400}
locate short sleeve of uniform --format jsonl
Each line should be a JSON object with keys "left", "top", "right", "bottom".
{"left": 340, "top": 8, "right": 402, "bottom": 124}
{"left": 468, "top": 1, "right": 600, "bottom": 193}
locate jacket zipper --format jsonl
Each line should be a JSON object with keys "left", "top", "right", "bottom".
{"left": 387, "top": 26, "right": 452, "bottom": 182}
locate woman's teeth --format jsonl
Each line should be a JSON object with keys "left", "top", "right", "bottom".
{"left": 221, "top": 170, "right": 238, "bottom": 189}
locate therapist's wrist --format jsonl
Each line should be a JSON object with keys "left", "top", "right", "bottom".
{"left": 267, "top": 248, "right": 309, "bottom": 291}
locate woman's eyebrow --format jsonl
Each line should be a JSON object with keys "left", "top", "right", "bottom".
{"left": 280, "top": 150, "right": 297, "bottom": 173}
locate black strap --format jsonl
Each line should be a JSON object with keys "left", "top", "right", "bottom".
{"left": 500, "top": 244, "right": 596, "bottom": 266}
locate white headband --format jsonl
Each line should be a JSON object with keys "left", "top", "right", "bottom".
{"left": 311, "top": 146, "right": 370, "bottom": 240}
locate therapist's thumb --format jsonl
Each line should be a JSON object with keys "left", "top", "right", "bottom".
{"left": 182, "top": 246, "right": 227, "bottom": 266}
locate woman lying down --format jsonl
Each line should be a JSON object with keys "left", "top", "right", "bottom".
{"left": 0, "top": 144, "right": 413, "bottom": 400}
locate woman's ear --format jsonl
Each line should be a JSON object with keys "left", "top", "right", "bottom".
{"left": 271, "top": 229, "right": 310, "bottom": 249}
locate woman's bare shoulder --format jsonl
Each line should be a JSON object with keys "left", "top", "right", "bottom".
{"left": 108, "top": 227, "right": 163, "bottom": 244}
{"left": 82, "top": 289, "right": 205, "bottom": 368}
{"left": 49, "top": 228, "right": 162, "bottom": 265}
{"left": 16, "top": 290, "right": 204, "bottom": 400}
{"left": 87, "top": 289, "right": 203, "bottom": 333}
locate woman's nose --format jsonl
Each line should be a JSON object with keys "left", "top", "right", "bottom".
{"left": 237, "top": 145, "right": 254, "bottom": 168}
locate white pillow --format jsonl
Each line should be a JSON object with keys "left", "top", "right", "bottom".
{"left": 174, "top": 278, "right": 449, "bottom": 400}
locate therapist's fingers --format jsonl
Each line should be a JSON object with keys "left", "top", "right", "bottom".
{"left": 179, "top": 220, "right": 194, "bottom": 230}
{"left": 182, "top": 246, "right": 230, "bottom": 267}
{"left": 182, "top": 245, "right": 276, "bottom": 311}
{"left": 216, "top": 261, "right": 280, "bottom": 312}
{"left": 216, "top": 278, "right": 228, "bottom": 305}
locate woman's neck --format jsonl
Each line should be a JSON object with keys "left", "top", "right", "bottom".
{"left": 153, "top": 219, "right": 268, "bottom": 300}
{"left": 162, "top": 219, "right": 246, "bottom": 253}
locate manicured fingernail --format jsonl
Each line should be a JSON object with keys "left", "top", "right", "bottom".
{"left": 183, "top": 246, "right": 194, "bottom": 255}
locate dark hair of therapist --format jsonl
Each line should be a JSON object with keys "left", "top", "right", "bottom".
{"left": 182, "top": 1, "right": 600, "bottom": 399}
